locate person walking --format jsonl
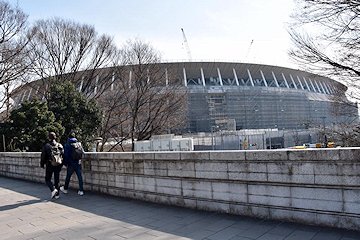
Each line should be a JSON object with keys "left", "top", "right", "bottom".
{"left": 41, "top": 132, "right": 64, "bottom": 199}
{"left": 60, "top": 132, "right": 85, "bottom": 196}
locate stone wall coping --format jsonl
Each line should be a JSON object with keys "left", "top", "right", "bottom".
{"left": 2, "top": 147, "right": 360, "bottom": 162}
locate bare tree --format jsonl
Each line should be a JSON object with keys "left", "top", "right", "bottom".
{"left": 97, "top": 84, "right": 129, "bottom": 151}
{"left": 289, "top": 1, "right": 360, "bottom": 90}
{"left": 98, "top": 39, "right": 188, "bottom": 151}
{"left": 27, "top": 17, "right": 120, "bottom": 100}
{"left": 0, "top": 1, "right": 33, "bottom": 121}
{"left": 327, "top": 87, "right": 360, "bottom": 146}
{"left": 289, "top": 0, "right": 360, "bottom": 146}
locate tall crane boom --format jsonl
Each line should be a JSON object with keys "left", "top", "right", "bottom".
{"left": 181, "top": 28, "right": 192, "bottom": 61}
{"left": 245, "top": 39, "right": 254, "bottom": 60}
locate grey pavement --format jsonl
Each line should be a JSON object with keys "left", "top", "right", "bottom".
{"left": 0, "top": 176, "right": 359, "bottom": 240}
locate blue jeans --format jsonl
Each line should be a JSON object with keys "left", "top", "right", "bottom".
{"left": 64, "top": 163, "right": 83, "bottom": 191}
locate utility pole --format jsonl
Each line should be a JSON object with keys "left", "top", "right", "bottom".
{"left": 320, "top": 116, "right": 326, "bottom": 147}
{"left": 5, "top": 82, "right": 10, "bottom": 120}
{"left": 211, "top": 126, "right": 214, "bottom": 150}
{"left": 2, "top": 134, "right": 5, "bottom": 152}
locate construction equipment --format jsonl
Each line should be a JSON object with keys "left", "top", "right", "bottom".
{"left": 181, "top": 28, "right": 192, "bottom": 61}
{"left": 245, "top": 39, "right": 254, "bottom": 60}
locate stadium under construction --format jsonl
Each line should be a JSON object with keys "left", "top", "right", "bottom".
{"left": 165, "top": 62, "right": 348, "bottom": 132}
{"left": 10, "top": 61, "right": 358, "bottom": 149}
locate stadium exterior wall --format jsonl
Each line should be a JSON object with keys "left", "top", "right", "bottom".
{"left": 10, "top": 62, "right": 355, "bottom": 133}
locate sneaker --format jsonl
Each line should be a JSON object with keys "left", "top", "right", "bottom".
{"left": 55, "top": 195, "right": 60, "bottom": 199}
{"left": 51, "top": 189, "right": 58, "bottom": 199}
{"left": 78, "top": 191, "right": 84, "bottom": 196}
{"left": 60, "top": 186, "right": 68, "bottom": 194}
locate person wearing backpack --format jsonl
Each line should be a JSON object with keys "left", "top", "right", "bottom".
{"left": 41, "top": 132, "right": 64, "bottom": 199}
{"left": 60, "top": 132, "right": 85, "bottom": 196}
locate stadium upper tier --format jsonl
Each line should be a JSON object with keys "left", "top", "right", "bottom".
{"left": 164, "top": 62, "right": 342, "bottom": 93}
{"left": 11, "top": 62, "right": 354, "bottom": 133}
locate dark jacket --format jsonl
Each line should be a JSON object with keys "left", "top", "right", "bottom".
{"left": 40, "top": 140, "right": 64, "bottom": 168}
{"left": 64, "top": 138, "right": 83, "bottom": 166}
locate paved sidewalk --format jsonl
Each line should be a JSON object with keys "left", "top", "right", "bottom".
{"left": 0, "top": 176, "right": 359, "bottom": 240}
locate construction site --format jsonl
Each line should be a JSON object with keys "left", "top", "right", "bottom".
{"left": 10, "top": 59, "right": 357, "bottom": 151}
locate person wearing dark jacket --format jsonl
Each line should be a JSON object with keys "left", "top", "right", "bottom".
{"left": 41, "top": 132, "right": 64, "bottom": 199}
{"left": 60, "top": 132, "right": 85, "bottom": 196}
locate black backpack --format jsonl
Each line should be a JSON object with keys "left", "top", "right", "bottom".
{"left": 49, "top": 143, "right": 63, "bottom": 166}
{"left": 70, "top": 142, "right": 84, "bottom": 161}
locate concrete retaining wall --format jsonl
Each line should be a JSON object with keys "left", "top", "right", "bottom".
{"left": 0, "top": 148, "right": 359, "bottom": 230}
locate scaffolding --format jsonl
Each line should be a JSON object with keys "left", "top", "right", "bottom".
{"left": 179, "top": 62, "right": 347, "bottom": 133}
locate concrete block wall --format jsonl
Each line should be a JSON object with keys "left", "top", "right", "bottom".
{"left": 0, "top": 148, "right": 359, "bottom": 230}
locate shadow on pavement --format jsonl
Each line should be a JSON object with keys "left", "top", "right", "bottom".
{"left": 1, "top": 175, "right": 359, "bottom": 240}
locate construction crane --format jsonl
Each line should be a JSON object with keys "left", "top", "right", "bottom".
{"left": 181, "top": 28, "right": 192, "bottom": 61}
{"left": 245, "top": 39, "right": 254, "bottom": 60}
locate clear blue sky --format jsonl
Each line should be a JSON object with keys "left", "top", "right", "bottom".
{"left": 9, "top": 0, "right": 296, "bottom": 68}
